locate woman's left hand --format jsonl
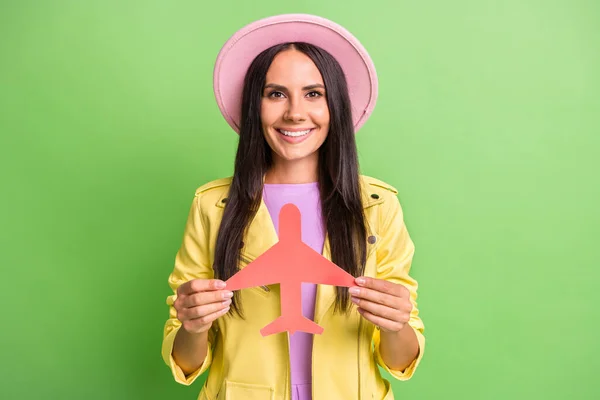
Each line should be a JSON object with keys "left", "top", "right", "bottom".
{"left": 349, "top": 277, "right": 412, "bottom": 333}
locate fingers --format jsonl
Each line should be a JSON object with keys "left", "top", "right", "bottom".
{"left": 173, "top": 279, "right": 234, "bottom": 333}
{"left": 354, "top": 276, "right": 406, "bottom": 297}
{"left": 177, "top": 279, "right": 226, "bottom": 296}
{"left": 351, "top": 295, "right": 409, "bottom": 322}
{"left": 182, "top": 305, "right": 231, "bottom": 333}
{"left": 356, "top": 307, "right": 405, "bottom": 333}
{"left": 350, "top": 280, "right": 412, "bottom": 332}
{"left": 179, "top": 298, "right": 232, "bottom": 322}
{"left": 174, "top": 279, "right": 233, "bottom": 334}
{"left": 178, "top": 289, "right": 233, "bottom": 309}
{"left": 349, "top": 286, "right": 403, "bottom": 309}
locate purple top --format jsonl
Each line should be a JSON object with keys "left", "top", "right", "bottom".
{"left": 263, "top": 182, "right": 324, "bottom": 400}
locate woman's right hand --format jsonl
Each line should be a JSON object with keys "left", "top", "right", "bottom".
{"left": 173, "top": 279, "right": 233, "bottom": 334}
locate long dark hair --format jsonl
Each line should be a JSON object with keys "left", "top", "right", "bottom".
{"left": 213, "top": 42, "right": 367, "bottom": 317}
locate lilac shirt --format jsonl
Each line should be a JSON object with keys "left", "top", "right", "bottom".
{"left": 263, "top": 182, "right": 324, "bottom": 400}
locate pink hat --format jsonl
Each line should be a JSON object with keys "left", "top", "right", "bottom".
{"left": 213, "top": 14, "right": 378, "bottom": 134}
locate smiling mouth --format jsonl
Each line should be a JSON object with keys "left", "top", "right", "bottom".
{"left": 276, "top": 128, "right": 314, "bottom": 137}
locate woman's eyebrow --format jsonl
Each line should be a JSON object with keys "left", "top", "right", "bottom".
{"left": 264, "top": 83, "right": 325, "bottom": 91}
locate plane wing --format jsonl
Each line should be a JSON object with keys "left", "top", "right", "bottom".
{"left": 295, "top": 242, "right": 356, "bottom": 287}
{"left": 225, "top": 245, "right": 282, "bottom": 291}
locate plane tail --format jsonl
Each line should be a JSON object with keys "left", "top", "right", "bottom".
{"left": 260, "top": 315, "right": 324, "bottom": 336}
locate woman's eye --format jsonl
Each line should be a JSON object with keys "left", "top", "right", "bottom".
{"left": 266, "top": 91, "right": 323, "bottom": 98}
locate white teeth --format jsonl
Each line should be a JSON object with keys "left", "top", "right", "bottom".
{"left": 278, "top": 129, "right": 312, "bottom": 137}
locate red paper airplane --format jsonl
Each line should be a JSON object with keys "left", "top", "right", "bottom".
{"left": 225, "top": 203, "right": 356, "bottom": 336}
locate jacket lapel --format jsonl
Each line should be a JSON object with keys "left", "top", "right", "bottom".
{"left": 240, "top": 200, "right": 279, "bottom": 263}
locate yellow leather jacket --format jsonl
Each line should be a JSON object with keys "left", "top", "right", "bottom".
{"left": 161, "top": 175, "right": 425, "bottom": 400}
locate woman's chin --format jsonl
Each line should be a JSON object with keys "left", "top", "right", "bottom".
{"left": 273, "top": 149, "right": 318, "bottom": 164}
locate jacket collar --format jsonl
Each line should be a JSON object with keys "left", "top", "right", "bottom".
{"left": 215, "top": 177, "right": 384, "bottom": 210}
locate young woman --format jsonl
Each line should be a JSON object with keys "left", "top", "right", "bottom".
{"left": 161, "top": 14, "right": 425, "bottom": 400}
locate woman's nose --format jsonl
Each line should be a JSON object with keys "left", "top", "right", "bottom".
{"left": 284, "top": 98, "right": 306, "bottom": 122}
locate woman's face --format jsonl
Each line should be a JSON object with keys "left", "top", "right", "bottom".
{"left": 260, "top": 49, "right": 330, "bottom": 167}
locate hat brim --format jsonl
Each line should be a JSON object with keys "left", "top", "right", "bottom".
{"left": 213, "top": 14, "right": 378, "bottom": 134}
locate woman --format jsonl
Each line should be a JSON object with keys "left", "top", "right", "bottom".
{"left": 161, "top": 14, "right": 425, "bottom": 400}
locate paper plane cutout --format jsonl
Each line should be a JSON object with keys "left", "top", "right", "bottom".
{"left": 225, "top": 203, "right": 356, "bottom": 336}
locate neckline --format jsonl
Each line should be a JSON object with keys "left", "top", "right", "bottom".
{"left": 263, "top": 182, "right": 319, "bottom": 187}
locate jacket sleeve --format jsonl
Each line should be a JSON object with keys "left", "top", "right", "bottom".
{"left": 161, "top": 194, "right": 216, "bottom": 385}
{"left": 372, "top": 193, "right": 425, "bottom": 381}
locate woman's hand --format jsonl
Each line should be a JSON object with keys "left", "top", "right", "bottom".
{"left": 173, "top": 279, "right": 233, "bottom": 334}
{"left": 350, "top": 277, "right": 412, "bottom": 333}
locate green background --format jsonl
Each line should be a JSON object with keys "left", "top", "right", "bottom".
{"left": 1, "top": 0, "right": 598, "bottom": 399}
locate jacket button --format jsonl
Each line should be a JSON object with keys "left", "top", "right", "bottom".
{"left": 370, "top": 193, "right": 379, "bottom": 199}
{"left": 368, "top": 235, "right": 377, "bottom": 244}
{"left": 221, "top": 198, "right": 228, "bottom": 203}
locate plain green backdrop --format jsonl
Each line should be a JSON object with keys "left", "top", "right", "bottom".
{"left": 1, "top": 0, "right": 599, "bottom": 399}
